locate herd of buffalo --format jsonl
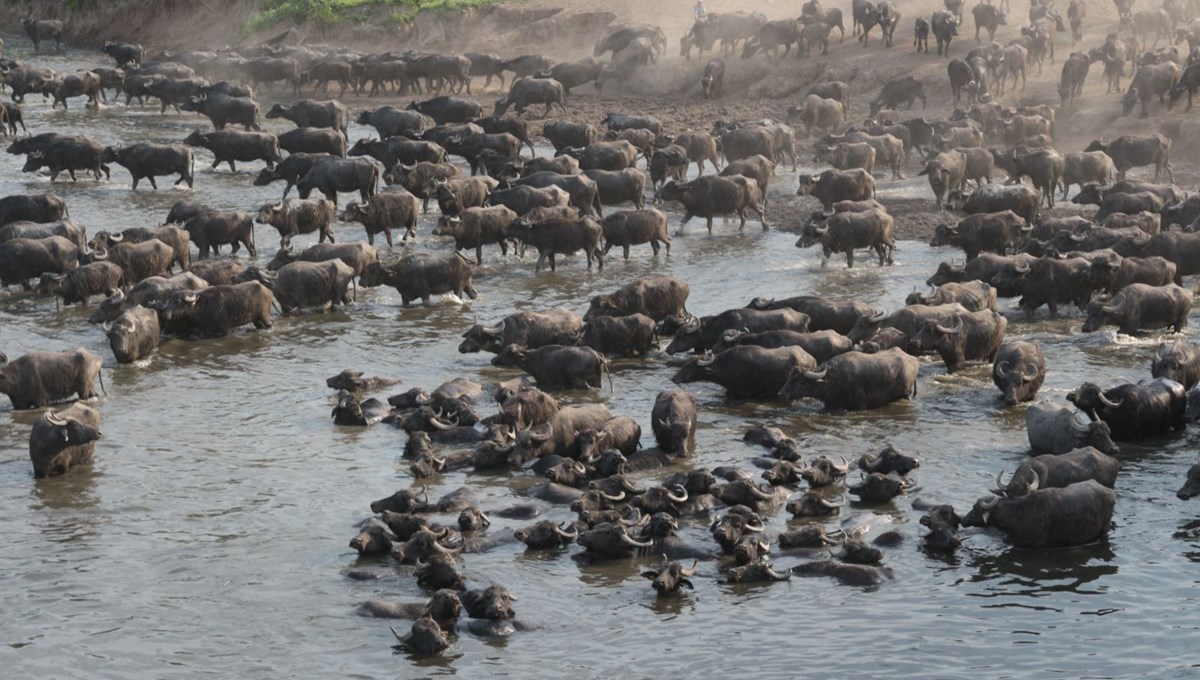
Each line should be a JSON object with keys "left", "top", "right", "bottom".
{"left": 6, "top": 0, "right": 1200, "bottom": 657}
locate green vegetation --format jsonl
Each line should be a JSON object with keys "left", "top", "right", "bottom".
{"left": 244, "top": 0, "right": 509, "bottom": 33}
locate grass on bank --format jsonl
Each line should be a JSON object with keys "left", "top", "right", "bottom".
{"left": 245, "top": 0, "right": 507, "bottom": 32}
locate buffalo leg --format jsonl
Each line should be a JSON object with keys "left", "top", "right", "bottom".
{"left": 595, "top": 249, "right": 604, "bottom": 271}
{"left": 623, "top": 244, "right": 631, "bottom": 260}
{"left": 549, "top": 253, "right": 557, "bottom": 271}
{"left": 706, "top": 215, "right": 713, "bottom": 234}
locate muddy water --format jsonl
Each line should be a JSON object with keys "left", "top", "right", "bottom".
{"left": 2, "top": 44, "right": 1200, "bottom": 679}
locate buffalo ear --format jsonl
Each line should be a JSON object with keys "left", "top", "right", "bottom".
{"left": 917, "top": 167, "right": 929, "bottom": 176}
{"left": 640, "top": 570, "right": 659, "bottom": 580}
{"left": 680, "top": 578, "right": 695, "bottom": 590}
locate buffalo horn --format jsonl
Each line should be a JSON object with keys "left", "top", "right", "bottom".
{"left": 803, "top": 368, "right": 827, "bottom": 380}
{"left": 1022, "top": 363, "right": 1039, "bottom": 381}
{"left": 996, "top": 470, "right": 1007, "bottom": 489}
{"left": 1097, "top": 391, "right": 1123, "bottom": 408}
{"left": 681, "top": 560, "right": 698, "bottom": 577}
{"left": 44, "top": 411, "right": 68, "bottom": 426}
{"left": 92, "top": 247, "right": 109, "bottom": 261}
{"left": 665, "top": 484, "right": 689, "bottom": 503}
{"left": 108, "top": 232, "right": 124, "bottom": 243}
{"left": 749, "top": 483, "right": 774, "bottom": 500}
{"left": 994, "top": 360, "right": 1009, "bottom": 378}
{"left": 765, "top": 565, "right": 792, "bottom": 581}
{"left": 864, "top": 451, "right": 881, "bottom": 471}
{"left": 935, "top": 317, "right": 964, "bottom": 334}
{"left": 620, "top": 530, "right": 655, "bottom": 548}
{"left": 554, "top": 522, "right": 578, "bottom": 539}
{"left": 1027, "top": 470, "right": 1040, "bottom": 493}
{"left": 1102, "top": 293, "right": 1126, "bottom": 314}
{"left": 1014, "top": 261, "right": 1031, "bottom": 274}
{"left": 599, "top": 490, "right": 626, "bottom": 503}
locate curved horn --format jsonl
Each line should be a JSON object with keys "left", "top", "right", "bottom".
{"left": 1102, "top": 292, "right": 1127, "bottom": 313}
{"left": 803, "top": 368, "right": 828, "bottom": 380}
{"left": 554, "top": 522, "right": 579, "bottom": 539}
{"left": 1026, "top": 470, "right": 1040, "bottom": 493}
{"left": 869, "top": 310, "right": 889, "bottom": 323}
{"left": 92, "top": 247, "right": 109, "bottom": 261}
{"left": 1021, "top": 363, "right": 1039, "bottom": 382}
{"left": 994, "top": 361, "right": 1009, "bottom": 378}
{"left": 1097, "top": 391, "right": 1123, "bottom": 408}
{"left": 620, "top": 530, "right": 655, "bottom": 548}
{"left": 749, "top": 483, "right": 775, "bottom": 500}
{"left": 681, "top": 560, "right": 698, "bottom": 577}
{"left": 664, "top": 484, "right": 689, "bottom": 503}
{"left": 599, "top": 490, "right": 626, "bottom": 503}
{"left": 1070, "top": 411, "right": 1092, "bottom": 432}
{"left": 817, "top": 496, "right": 839, "bottom": 510}
{"left": 765, "top": 565, "right": 792, "bottom": 581}
{"left": 996, "top": 470, "right": 1007, "bottom": 489}
{"left": 1014, "top": 261, "right": 1031, "bottom": 274}
{"left": 863, "top": 451, "right": 882, "bottom": 471}
{"left": 832, "top": 456, "right": 850, "bottom": 474}
{"left": 935, "top": 317, "right": 964, "bottom": 334}
{"left": 44, "top": 411, "right": 68, "bottom": 426}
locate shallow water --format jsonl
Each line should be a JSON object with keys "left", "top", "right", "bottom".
{"left": 2, "top": 43, "right": 1200, "bottom": 679}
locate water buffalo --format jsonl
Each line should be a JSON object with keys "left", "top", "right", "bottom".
{"left": 433, "top": 205, "right": 517, "bottom": 263}
{"left": 998, "top": 448, "right": 1120, "bottom": 500}
{"left": 459, "top": 309, "right": 582, "bottom": 354}
{"left": 659, "top": 175, "right": 766, "bottom": 233}
{"left": 493, "top": 78, "right": 566, "bottom": 118}
{"left": 909, "top": 309, "right": 1007, "bottom": 372}
{"left": 586, "top": 276, "right": 689, "bottom": 322}
{"left": 906, "top": 281, "right": 997, "bottom": 311}
{"left": 1068, "top": 378, "right": 1187, "bottom": 440}
{"left": 255, "top": 198, "right": 335, "bottom": 249}
{"left": 23, "top": 18, "right": 63, "bottom": 53}
{"left": 962, "top": 479, "right": 1115, "bottom": 548}
{"left": 992, "top": 341, "right": 1045, "bottom": 405}
{"left": 797, "top": 207, "right": 895, "bottom": 268}
{"left": 339, "top": 192, "right": 418, "bottom": 247}
{"left": 297, "top": 157, "right": 378, "bottom": 206}
{"left": 1026, "top": 401, "right": 1119, "bottom": 455}
{"left": 673, "top": 345, "right": 817, "bottom": 399}
{"left": 20, "top": 136, "right": 108, "bottom": 182}
{"left": 36, "top": 261, "right": 122, "bottom": 306}
{"left": 183, "top": 129, "right": 279, "bottom": 173}
{"left": 265, "top": 99, "right": 349, "bottom": 136}
{"left": 0, "top": 236, "right": 78, "bottom": 290}
{"left": 1084, "top": 135, "right": 1173, "bottom": 182}
{"left": 29, "top": 402, "right": 102, "bottom": 478}
{"left": 267, "top": 242, "right": 377, "bottom": 277}
{"left": 359, "top": 253, "right": 477, "bottom": 306}
{"left": 0, "top": 349, "right": 104, "bottom": 409}
{"left": 253, "top": 152, "right": 330, "bottom": 199}
{"left": 247, "top": 260, "right": 355, "bottom": 314}
{"left": 666, "top": 308, "right": 810, "bottom": 354}
{"left": 504, "top": 215, "right": 603, "bottom": 272}
{"left": 155, "top": 282, "right": 273, "bottom": 338}
{"left": 1153, "top": 340, "right": 1200, "bottom": 389}
{"left": 100, "top": 143, "right": 194, "bottom": 189}
{"left": 798, "top": 168, "right": 876, "bottom": 210}
{"left": 781, "top": 348, "right": 919, "bottom": 411}
{"left": 1084, "top": 282, "right": 1192, "bottom": 334}
{"left": 0, "top": 193, "right": 67, "bottom": 226}
{"left": 276, "top": 127, "right": 345, "bottom": 158}
{"left": 179, "top": 94, "right": 261, "bottom": 131}
{"left": 357, "top": 106, "right": 427, "bottom": 138}
{"left": 599, "top": 208, "right": 668, "bottom": 259}
{"left": 104, "top": 305, "right": 160, "bottom": 364}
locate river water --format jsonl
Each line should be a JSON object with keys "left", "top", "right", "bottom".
{"left": 2, "top": 43, "right": 1199, "bottom": 679}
